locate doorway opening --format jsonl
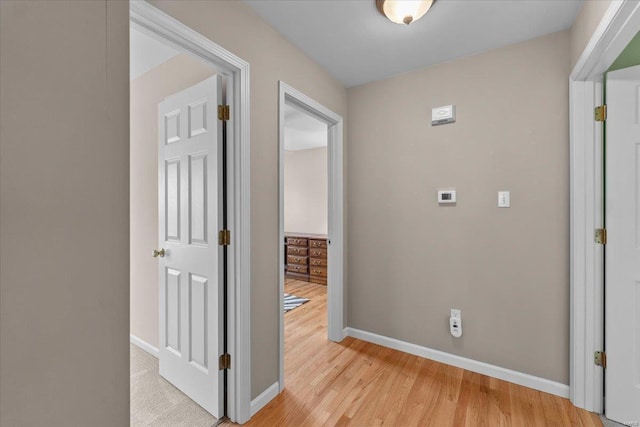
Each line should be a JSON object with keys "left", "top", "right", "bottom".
{"left": 601, "top": 42, "right": 640, "bottom": 425}
{"left": 282, "top": 101, "right": 330, "bottom": 391}
{"left": 569, "top": 0, "right": 640, "bottom": 419}
{"left": 278, "top": 82, "right": 345, "bottom": 392}
{"left": 129, "top": 25, "right": 225, "bottom": 425}
{"left": 128, "top": 2, "right": 251, "bottom": 424}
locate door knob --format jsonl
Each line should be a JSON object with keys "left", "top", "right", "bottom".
{"left": 152, "top": 248, "right": 166, "bottom": 258}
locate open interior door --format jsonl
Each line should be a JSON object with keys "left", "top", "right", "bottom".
{"left": 157, "top": 75, "right": 224, "bottom": 418}
{"left": 605, "top": 64, "right": 640, "bottom": 425}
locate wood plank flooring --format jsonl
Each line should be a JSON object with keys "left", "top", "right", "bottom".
{"left": 225, "top": 279, "right": 602, "bottom": 426}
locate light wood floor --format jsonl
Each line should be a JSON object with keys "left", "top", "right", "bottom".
{"left": 226, "top": 278, "right": 602, "bottom": 426}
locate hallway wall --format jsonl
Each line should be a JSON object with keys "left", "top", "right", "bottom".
{"left": 0, "top": 1, "right": 130, "bottom": 425}
{"left": 347, "top": 31, "right": 572, "bottom": 384}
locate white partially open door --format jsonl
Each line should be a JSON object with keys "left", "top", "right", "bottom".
{"left": 605, "top": 64, "right": 640, "bottom": 425}
{"left": 157, "top": 75, "right": 224, "bottom": 417}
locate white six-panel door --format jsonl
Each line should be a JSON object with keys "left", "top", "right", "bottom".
{"left": 158, "top": 75, "right": 223, "bottom": 418}
{"left": 606, "top": 64, "right": 640, "bottom": 425}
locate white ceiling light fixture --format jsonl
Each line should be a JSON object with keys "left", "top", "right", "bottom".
{"left": 376, "top": 0, "right": 435, "bottom": 25}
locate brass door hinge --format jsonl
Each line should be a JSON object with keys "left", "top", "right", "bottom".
{"left": 219, "top": 353, "right": 231, "bottom": 370}
{"left": 594, "top": 351, "right": 607, "bottom": 368}
{"left": 595, "top": 105, "right": 607, "bottom": 122}
{"left": 218, "top": 229, "right": 231, "bottom": 246}
{"left": 595, "top": 228, "right": 607, "bottom": 245}
{"left": 218, "top": 105, "right": 230, "bottom": 121}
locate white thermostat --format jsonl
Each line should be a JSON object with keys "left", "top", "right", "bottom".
{"left": 438, "top": 189, "right": 456, "bottom": 204}
{"left": 432, "top": 105, "right": 456, "bottom": 126}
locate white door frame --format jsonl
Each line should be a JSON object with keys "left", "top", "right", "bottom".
{"left": 278, "top": 82, "right": 345, "bottom": 391}
{"left": 130, "top": 2, "right": 252, "bottom": 423}
{"left": 570, "top": 0, "right": 640, "bottom": 413}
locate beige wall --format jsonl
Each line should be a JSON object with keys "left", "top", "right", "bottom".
{"left": 0, "top": 1, "right": 130, "bottom": 425}
{"left": 131, "top": 54, "right": 216, "bottom": 349}
{"left": 571, "top": 0, "right": 613, "bottom": 69}
{"left": 149, "top": 0, "right": 347, "bottom": 399}
{"left": 284, "top": 147, "right": 328, "bottom": 235}
{"left": 347, "top": 31, "right": 571, "bottom": 383}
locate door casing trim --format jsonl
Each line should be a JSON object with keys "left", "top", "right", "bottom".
{"left": 569, "top": 0, "right": 640, "bottom": 413}
{"left": 278, "top": 81, "right": 345, "bottom": 392}
{"left": 130, "top": 1, "right": 251, "bottom": 422}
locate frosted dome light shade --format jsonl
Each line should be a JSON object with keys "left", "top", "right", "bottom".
{"left": 379, "top": 0, "right": 434, "bottom": 25}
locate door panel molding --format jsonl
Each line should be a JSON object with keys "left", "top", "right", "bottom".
{"left": 130, "top": 2, "right": 251, "bottom": 422}
{"left": 569, "top": 0, "right": 640, "bottom": 413}
{"left": 570, "top": 78, "right": 604, "bottom": 412}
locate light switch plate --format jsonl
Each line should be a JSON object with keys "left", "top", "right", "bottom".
{"left": 498, "top": 191, "right": 510, "bottom": 208}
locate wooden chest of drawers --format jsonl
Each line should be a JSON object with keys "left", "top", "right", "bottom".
{"left": 285, "top": 233, "right": 327, "bottom": 285}
{"left": 285, "top": 236, "right": 309, "bottom": 281}
{"left": 308, "top": 239, "right": 327, "bottom": 285}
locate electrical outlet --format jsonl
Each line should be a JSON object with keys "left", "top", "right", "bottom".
{"left": 450, "top": 316, "right": 462, "bottom": 337}
{"left": 450, "top": 308, "right": 462, "bottom": 337}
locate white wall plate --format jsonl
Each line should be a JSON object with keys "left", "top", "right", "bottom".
{"left": 432, "top": 105, "right": 456, "bottom": 126}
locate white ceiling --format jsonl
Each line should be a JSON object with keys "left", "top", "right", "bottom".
{"left": 130, "top": 27, "right": 179, "bottom": 80}
{"left": 244, "top": 0, "right": 583, "bottom": 87}
{"left": 284, "top": 104, "right": 328, "bottom": 151}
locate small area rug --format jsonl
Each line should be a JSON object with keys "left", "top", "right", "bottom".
{"left": 284, "top": 293, "right": 309, "bottom": 313}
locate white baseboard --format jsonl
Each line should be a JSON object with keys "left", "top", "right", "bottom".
{"left": 250, "top": 381, "right": 279, "bottom": 417}
{"left": 344, "top": 327, "right": 569, "bottom": 399}
{"left": 130, "top": 334, "right": 159, "bottom": 358}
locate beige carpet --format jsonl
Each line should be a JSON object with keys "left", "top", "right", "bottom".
{"left": 600, "top": 415, "right": 629, "bottom": 427}
{"left": 130, "top": 344, "right": 217, "bottom": 427}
